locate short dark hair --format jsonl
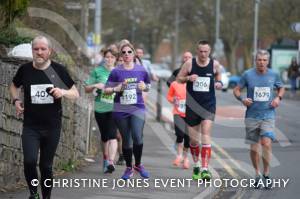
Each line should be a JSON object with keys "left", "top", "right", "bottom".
{"left": 197, "top": 40, "right": 210, "bottom": 46}
{"left": 103, "top": 48, "right": 118, "bottom": 57}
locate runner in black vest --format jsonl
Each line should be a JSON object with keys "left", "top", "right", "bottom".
{"left": 177, "top": 40, "right": 223, "bottom": 181}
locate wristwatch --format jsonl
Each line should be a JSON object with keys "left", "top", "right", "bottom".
{"left": 278, "top": 96, "right": 282, "bottom": 101}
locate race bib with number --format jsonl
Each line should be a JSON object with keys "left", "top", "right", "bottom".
{"left": 254, "top": 87, "right": 271, "bottom": 102}
{"left": 120, "top": 89, "right": 137, "bottom": 105}
{"left": 178, "top": 100, "right": 186, "bottom": 113}
{"left": 193, "top": 77, "right": 210, "bottom": 92}
{"left": 31, "top": 84, "right": 54, "bottom": 104}
{"left": 100, "top": 92, "right": 115, "bottom": 104}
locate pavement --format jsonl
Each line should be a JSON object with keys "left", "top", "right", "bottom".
{"left": 0, "top": 107, "right": 222, "bottom": 199}
{"left": 2, "top": 85, "right": 299, "bottom": 199}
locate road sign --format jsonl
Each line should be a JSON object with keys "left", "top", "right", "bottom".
{"left": 290, "top": 22, "right": 300, "bottom": 33}
{"left": 213, "top": 38, "right": 225, "bottom": 58}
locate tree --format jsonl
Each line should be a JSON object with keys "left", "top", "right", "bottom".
{"left": 0, "top": 0, "right": 30, "bottom": 29}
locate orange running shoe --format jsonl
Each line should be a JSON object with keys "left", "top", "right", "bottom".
{"left": 182, "top": 158, "right": 190, "bottom": 169}
{"left": 173, "top": 156, "right": 182, "bottom": 167}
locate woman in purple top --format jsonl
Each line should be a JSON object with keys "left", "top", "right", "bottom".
{"left": 105, "top": 43, "right": 151, "bottom": 180}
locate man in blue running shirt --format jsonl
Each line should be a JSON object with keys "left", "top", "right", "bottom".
{"left": 233, "top": 49, "right": 285, "bottom": 189}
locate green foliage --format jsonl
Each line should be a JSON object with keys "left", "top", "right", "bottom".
{"left": 52, "top": 52, "right": 75, "bottom": 67}
{"left": 0, "top": 0, "right": 31, "bottom": 46}
{"left": 0, "top": 27, "right": 32, "bottom": 46}
{"left": 0, "top": 0, "right": 30, "bottom": 28}
{"left": 57, "top": 159, "right": 78, "bottom": 172}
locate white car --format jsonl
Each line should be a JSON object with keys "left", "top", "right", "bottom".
{"left": 220, "top": 65, "right": 230, "bottom": 91}
{"left": 151, "top": 63, "right": 172, "bottom": 79}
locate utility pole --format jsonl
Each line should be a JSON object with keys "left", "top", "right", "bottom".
{"left": 80, "top": 0, "right": 89, "bottom": 40}
{"left": 213, "top": 0, "right": 224, "bottom": 60}
{"left": 215, "top": 0, "right": 220, "bottom": 43}
{"left": 253, "top": 0, "right": 260, "bottom": 65}
{"left": 94, "top": 0, "right": 102, "bottom": 52}
{"left": 173, "top": 0, "right": 180, "bottom": 70}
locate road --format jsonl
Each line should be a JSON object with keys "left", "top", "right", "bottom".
{"left": 149, "top": 81, "right": 300, "bottom": 198}
{"left": 1, "top": 83, "right": 299, "bottom": 199}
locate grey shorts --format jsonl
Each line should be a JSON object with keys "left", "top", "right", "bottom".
{"left": 245, "top": 118, "right": 275, "bottom": 144}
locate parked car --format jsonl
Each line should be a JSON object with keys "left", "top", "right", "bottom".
{"left": 228, "top": 75, "right": 241, "bottom": 88}
{"left": 151, "top": 63, "right": 172, "bottom": 79}
{"left": 220, "top": 65, "right": 230, "bottom": 91}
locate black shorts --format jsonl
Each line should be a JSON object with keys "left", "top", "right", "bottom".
{"left": 185, "top": 105, "right": 216, "bottom": 127}
{"left": 95, "top": 111, "right": 117, "bottom": 142}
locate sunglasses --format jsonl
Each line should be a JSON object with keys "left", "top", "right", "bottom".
{"left": 122, "top": 50, "right": 133, "bottom": 55}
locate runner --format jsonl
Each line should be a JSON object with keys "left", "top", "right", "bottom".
{"left": 177, "top": 40, "right": 223, "bottom": 180}
{"left": 9, "top": 35, "right": 79, "bottom": 199}
{"left": 233, "top": 49, "right": 285, "bottom": 189}
{"left": 104, "top": 43, "right": 151, "bottom": 180}
{"left": 115, "top": 53, "right": 125, "bottom": 165}
{"left": 167, "top": 81, "right": 190, "bottom": 169}
{"left": 167, "top": 51, "right": 193, "bottom": 87}
{"left": 84, "top": 48, "right": 118, "bottom": 173}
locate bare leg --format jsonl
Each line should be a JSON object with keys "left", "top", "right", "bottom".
{"left": 108, "top": 139, "right": 118, "bottom": 163}
{"left": 250, "top": 143, "right": 261, "bottom": 175}
{"left": 200, "top": 120, "right": 212, "bottom": 145}
{"left": 261, "top": 137, "right": 272, "bottom": 175}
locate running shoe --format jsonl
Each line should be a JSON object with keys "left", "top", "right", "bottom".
{"left": 263, "top": 174, "right": 272, "bottom": 190}
{"left": 173, "top": 156, "right": 182, "bottom": 167}
{"left": 116, "top": 154, "right": 125, "bottom": 165}
{"left": 254, "top": 175, "right": 262, "bottom": 189}
{"left": 134, "top": 164, "right": 150, "bottom": 178}
{"left": 182, "top": 158, "right": 190, "bottom": 169}
{"left": 192, "top": 167, "right": 201, "bottom": 180}
{"left": 103, "top": 159, "right": 109, "bottom": 173}
{"left": 107, "top": 164, "right": 115, "bottom": 173}
{"left": 28, "top": 193, "right": 40, "bottom": 199}
{"left": 121, "top": 167, "right": 134, "bottom": 180}
{"left": 201, "top": 170, "right": 212, "bottom": 181}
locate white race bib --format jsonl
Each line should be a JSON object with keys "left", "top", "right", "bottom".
{"left": 31, "top": 84, "right": 54, "bottom": 104}
{"left": 193, "top": 77, "right": 210, "bottom": 92}
{"left": 100, "top": 92, "right": 115, "bottom": 104}
{"left": 178, "top": 100, "right": 186, "bottom": 113}
{"left": 120, "top": 89, "right": 137, "bottom": 105}
{"left": 254, "top": 87, "right": 271, "bottom": 102}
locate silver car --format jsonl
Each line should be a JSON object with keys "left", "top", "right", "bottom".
{"left": 151, "top": 63, "right": 172, "bottom": 79}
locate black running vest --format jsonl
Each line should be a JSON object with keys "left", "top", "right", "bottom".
{"left": 186, "top": 58, "right": 216, "bottom": 108}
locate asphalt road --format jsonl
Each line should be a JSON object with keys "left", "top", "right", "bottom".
{"left": 1, "top": 83, "right": 299, "bottom": 199}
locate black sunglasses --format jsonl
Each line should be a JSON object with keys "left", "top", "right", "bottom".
{"left": 122, "top": 50, "right": 133, "bottom": 55}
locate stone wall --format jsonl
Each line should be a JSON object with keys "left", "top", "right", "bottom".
{"left": 0, "top": 58, "right": 94, "bottom": 190}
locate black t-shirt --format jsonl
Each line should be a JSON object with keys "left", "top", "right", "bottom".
{"left": 12, "top": 61, "right": 75, "bottom": 129}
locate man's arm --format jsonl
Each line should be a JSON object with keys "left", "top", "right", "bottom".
{"left": 233, "top": 85, "right": 253, "bottom": 107}
{"left": 9, "top": 83, "right": 24, "bottom": 116}
{"left": 233, "top": 85, "right": 243, "bottom": 101}
{"left": 176, "top": 60, "right": 192, "bottom": 83}
{"left": 213, "top": 60, "right": 222, "bottom": 82}
{"left": 213, "top": 60, "right": 222, "bottom": 89}
{"left": 10, "top": 82, "right": 21, "bottom": 101}
{"left": 271, "top": 87, "right": 285, "bottom": 108}
{"left": 63, "top": 85, "right": 79, "bottom": 99}
{"left": 50, "top": 85, "right": 79, "bottom": 100}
